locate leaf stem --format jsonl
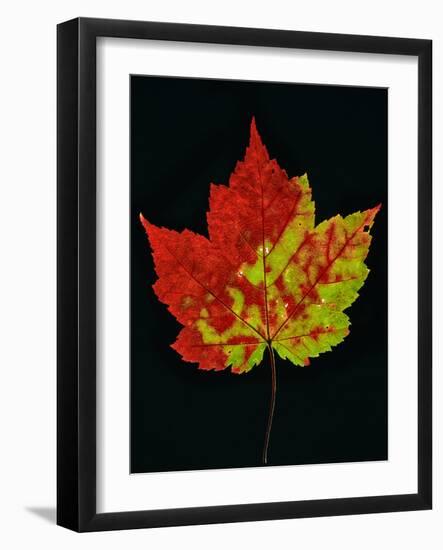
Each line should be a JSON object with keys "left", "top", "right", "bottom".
{"left": 262, "top": 343, "right": 277, "bottom": 465}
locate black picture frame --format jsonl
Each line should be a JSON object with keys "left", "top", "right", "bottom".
{"left": 57, "top": 17, "right": 432, "bottom": 532}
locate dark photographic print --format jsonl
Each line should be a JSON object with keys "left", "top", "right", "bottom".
{"left": 131, "top": 76, "right": 387, "bottom": 474}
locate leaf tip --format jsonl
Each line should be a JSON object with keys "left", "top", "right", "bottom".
{"left": 248, "top": 116, "right": 269, "bottom": 160}
{"left": 250, "top": 115, "right": 263, "bottom": 142}
{"left": 365, "top": 203, "right": 382, "bottom": 227}
{"left": 298, "top": 172, "right": 310, "bottom": 188}
{"left": 250, "top": 116, "right": 258, "bottom": 138}
{"left": 139, "top": 212, "right": 149, "bottom": 232}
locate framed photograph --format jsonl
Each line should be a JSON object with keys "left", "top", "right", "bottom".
{"left": 57, "top": 17, "right": 432, "bottom": 531}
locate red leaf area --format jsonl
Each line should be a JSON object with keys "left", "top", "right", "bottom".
{"left": 140, "top": 118, "right": 380, "bottom": 374}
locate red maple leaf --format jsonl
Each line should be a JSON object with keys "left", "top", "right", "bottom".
{"left": 140, "top": 118, "right": 380, "bottom": 463}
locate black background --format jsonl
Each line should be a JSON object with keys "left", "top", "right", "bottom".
{"left": 130, "top": 75, "right": 387, "bottom": 474}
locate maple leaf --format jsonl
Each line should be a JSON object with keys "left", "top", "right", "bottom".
{"left": 140, "top": 118, "right": 380, "bottom": 464}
